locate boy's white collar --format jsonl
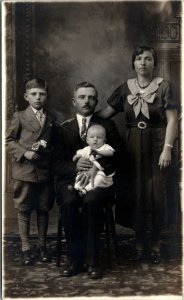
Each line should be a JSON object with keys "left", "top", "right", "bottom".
{"left": 30, "top": 106, "right": 44, "bottom": 114}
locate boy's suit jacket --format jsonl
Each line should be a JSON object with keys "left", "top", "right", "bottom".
{"left": 54, "top": 115, "right": 121, "bottom": 201}
{"left": 6, "top": 105, "right": 55, "bottom": 182}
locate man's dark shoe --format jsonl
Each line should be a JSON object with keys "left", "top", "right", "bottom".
{"left": 60, "top": 262, "right": 84, "bottom": 277}
{"left": 21, "top": 250, "right": 34, "bottom": 266}
{"left": 88, "top": 266, "right": 102, "bottom": 279}
{"left": 133, "top": 249, "right": 147, "bottom": 262}
{"left": 38, "top": 246, "right": 51, "bottom": 263}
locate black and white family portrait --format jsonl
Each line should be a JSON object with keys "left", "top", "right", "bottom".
{"left": 2, "top": 0, "right": 182, "bottom": 299}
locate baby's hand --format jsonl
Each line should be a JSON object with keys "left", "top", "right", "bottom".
{"left": 24, "top": 151, "right": 40, "bottom": 161}
{"left": 73, "top": 154, "right": 79, "bottom": 161}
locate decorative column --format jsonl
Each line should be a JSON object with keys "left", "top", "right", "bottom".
{"left": 4, "top": 3, "right": 16, "bottom": 194}
{"left": 4, "top": 3, "right": 16, "bottom": 121}
{"left": 5, "top": 3, "right": 35, "bottom": 194}
{"left": 15, "top": 3, "right": 35, "bottom": 110}
{"left": 23, "top": 3, "right": 35, "bottom": 84}
{"left": 149, "top": 15, "right": 182, "bottom": 228}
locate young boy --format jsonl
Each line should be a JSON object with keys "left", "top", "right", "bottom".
{"left": 73, "top": 124, "right": 115, "bottom": 194}
{"left": 6, "top": 78, "right": 55, "bottom": 266}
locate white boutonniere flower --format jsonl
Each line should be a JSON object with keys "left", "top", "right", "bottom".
{"left": 32, "top": 140, "right": 47, "bottom": 153}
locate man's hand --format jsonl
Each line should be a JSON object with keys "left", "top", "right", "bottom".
{"left": 76, "top": 157, "right": 93, "bottom": 171}
{"left": 77, "top": 164, "right": 98, "bottom": 188}
{"left": 24, "top": 151, "right": 40, "bottom": 160}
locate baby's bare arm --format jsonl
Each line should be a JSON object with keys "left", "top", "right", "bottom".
{"left": 95, "top": 149, "right": 114, "bottom": 157}
{"left": 73, "top": 153, "right": 81, "bottom": 161}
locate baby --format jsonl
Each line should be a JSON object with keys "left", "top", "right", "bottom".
{"left": 73, "top": 124, "right": 115, "bottom": 194}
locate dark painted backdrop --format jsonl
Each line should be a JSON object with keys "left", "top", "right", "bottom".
{"left": 14, "top": 1, "right": 181, "bottom": 133}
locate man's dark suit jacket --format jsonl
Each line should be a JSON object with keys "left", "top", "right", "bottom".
{"left": 54, "top": 115, "right": 121, "bottom": 203}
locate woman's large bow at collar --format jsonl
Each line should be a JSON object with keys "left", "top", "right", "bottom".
{"left": 127, "top": 93, "right": 155, "bottom": 119}
{"left": 127, "top": 77, "right": 163, "bottom": 119}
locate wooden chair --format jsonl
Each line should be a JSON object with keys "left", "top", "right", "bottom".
{"left": 56, "top": 203, "right": 118, "bottom": 267}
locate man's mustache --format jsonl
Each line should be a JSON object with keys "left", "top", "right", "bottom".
{"left": 82, "top": 105, "right": 91, "bottom": 109}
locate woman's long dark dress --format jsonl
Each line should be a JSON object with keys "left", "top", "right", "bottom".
{"left": 107, "top": 77, "right": 178, "bottom": 232}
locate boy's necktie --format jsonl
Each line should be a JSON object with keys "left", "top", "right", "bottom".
{"left": 36, "top": 110, "right": 45, "bottom": 126}
{"left": 80, "top": 117, "right": 87, "bottom": 141}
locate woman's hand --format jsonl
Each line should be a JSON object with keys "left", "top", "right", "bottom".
{"left": 76, "top": 164, "right": 98, "bottom": 188}
{"left": 158, "top": 109, "right": 177, "bottom": 169}
{"left": 158, "top": 148, "right": 171, "bottom": 169}
{"left": 76, "top": 157, "right": 93, "bottom": 171}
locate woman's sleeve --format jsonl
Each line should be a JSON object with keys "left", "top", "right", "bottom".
{"left": 107, "top": 84, "right": 125, "bottom": 112}
{"left": 162, "top": 80, "right": 178, "bottom": 110}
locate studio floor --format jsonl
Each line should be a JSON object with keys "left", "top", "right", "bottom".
{"left": 2, "top": 210, "right": 182, "bottom": 299}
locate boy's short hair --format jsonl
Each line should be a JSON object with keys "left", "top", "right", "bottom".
{"left": 25, "top": 78, "right": 48, "bottom": 91}
{"left": 74, "top": 82, "right": 98, "bottom": 98}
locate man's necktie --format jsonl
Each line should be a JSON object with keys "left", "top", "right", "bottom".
{"left": 81, "top": 117, "right": 87, "bottom": 141}
{"left": 36, "top": 111, "right": 45, "bottom": 126}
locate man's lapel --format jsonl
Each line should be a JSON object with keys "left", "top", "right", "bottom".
{"left": 65, "top": 117, "right": 86, "bottom": 148}
{"left": 70, "top": 117, "right": 80, "bottom": 133}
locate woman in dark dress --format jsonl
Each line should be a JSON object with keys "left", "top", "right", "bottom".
{"left": 97, "top": 46, "right": 178, "bottom": 264}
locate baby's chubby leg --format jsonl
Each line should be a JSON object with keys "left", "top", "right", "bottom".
{"left": 74, "top": 181, "right": 83, "bottom": 192}
{"left": 84, "top": 173, "right": 112, "bottom": 194}
{"left": 74, "top": 172, "right": 84, "bottom": 192}
{"left": 81, "top": 174, "right": 102, "bottom": 194}
{"left": 81, "top": 182, "right": 93, "bottom": 194}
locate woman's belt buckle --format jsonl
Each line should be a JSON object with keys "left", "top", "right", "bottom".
{"left": 138, "top": 121, "right": 147, "bottom": 129}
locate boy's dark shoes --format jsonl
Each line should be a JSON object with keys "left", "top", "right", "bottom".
{"left": 88, "top": 265, "right": 102, "bottom": 279}
{"left": 60, "top": 262, "right": 84, "bottom": 277}
{"left": 149, "top": 250, "right": 161, "bottom": 265}
{"left": 38, "top": 246, "right": 51, "bottom": 263}
{"left": 21, "top": 250, "right": 34, "bottom": 266}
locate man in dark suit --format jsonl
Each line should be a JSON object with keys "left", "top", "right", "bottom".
{"left": 54, "top": 82, "right": 121, "bottom": 279}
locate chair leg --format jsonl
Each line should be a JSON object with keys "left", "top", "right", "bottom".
{"left": 104, "top": 207, "right": 112, "bottom": 268}
{"left": 108, "top": 205, "right": 119, "bottom": 261}
{"left": 56, "top": 210, "right": 62, "bottom": 267}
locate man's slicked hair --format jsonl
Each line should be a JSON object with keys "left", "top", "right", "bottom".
{"left": 74, "top": 81, "right": 98, "bottom": 98}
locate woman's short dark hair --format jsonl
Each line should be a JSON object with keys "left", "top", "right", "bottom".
{"left": 132, "top": 46, "right": 158, "bottom": 69}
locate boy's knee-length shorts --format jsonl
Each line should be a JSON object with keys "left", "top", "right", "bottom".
{"left": 13, "top": 179, "right": 55, "bottom": 212}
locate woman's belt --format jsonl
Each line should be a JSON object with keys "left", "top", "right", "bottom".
{"left": 126, "top": 121, "right": 165, "bottom": 130}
